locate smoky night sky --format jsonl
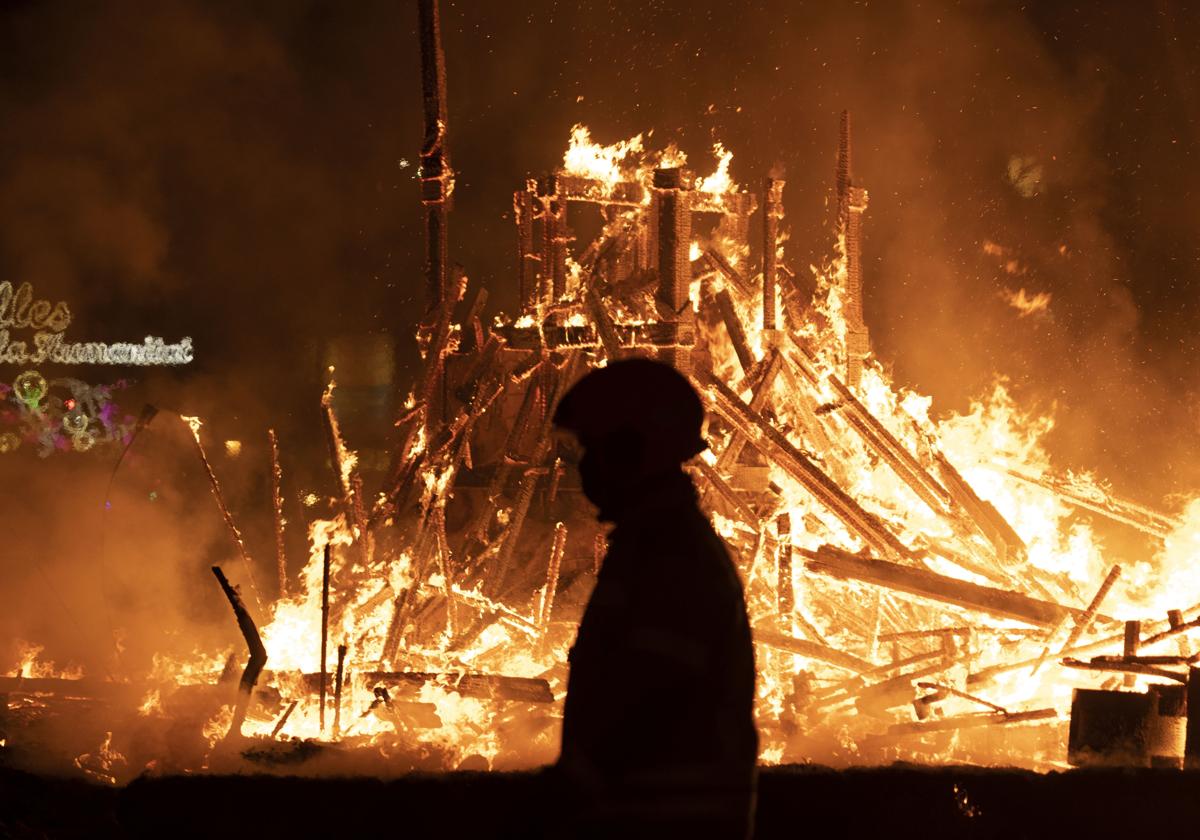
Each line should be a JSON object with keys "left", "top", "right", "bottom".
{"left": 0, "top": 2, "right": 1198, "bottom": 666}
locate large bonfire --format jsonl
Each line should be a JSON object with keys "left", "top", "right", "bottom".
{"left": 10, "top": 119, "right": 1200, "bottom": 780}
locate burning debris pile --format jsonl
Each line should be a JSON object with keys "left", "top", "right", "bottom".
{"left": 6, "top": 3, "right": 1200, "bottom": 782}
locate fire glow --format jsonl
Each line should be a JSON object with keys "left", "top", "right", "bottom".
{"left": 6, "top": 5, "right": 1200, "bottom": 783}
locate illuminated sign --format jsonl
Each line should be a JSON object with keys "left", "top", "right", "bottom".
{"left": 0, "top": 281, "right": 193, "bottom": 366}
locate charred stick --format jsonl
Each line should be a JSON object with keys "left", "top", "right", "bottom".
{"left": 490, "top": 465, "right": 548, "bottom": 594}
{"left": 319, "top": 543, "right": 331, "bottom": 733}
{"left": 268, "top": 428, "right": 288, "bottom": 599}
{"left": 320, "top": 375, "right": 366, "bottom": 535}
{"left": 1031, "top": 564, "right": 1123, "bottom": 674}
{"left": 776, "top": 513, "right": 794, "bottom": 616}
{"left": 539, "top": 522, "right": 567, "bottom": 632}
{"left": 333, "top": 643, "right": 347, "bottom": 739}
{"left": 270, "top": 700, "right": 298, "bottom": 739}
{"left": 211, "top": 566, "right": 267, "bottom": 742}
{"left": 184, "top": 417, "right": 262, "bottom": 612}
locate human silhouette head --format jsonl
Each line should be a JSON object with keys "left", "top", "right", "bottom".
{"left": 553, "top": 357, "right": 706, "bottom": 521}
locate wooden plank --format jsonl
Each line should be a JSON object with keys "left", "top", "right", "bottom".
{"left": 754, "top": 628, "right": 875, "bottom": 675}
{"left": 801, "top": 544, "right": 1090, "bottom": 628}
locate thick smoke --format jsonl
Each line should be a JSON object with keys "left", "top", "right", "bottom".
{"left": 1, "top": 0, "right": 1198, "bottom": 671}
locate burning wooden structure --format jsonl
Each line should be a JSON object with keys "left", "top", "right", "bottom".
{"left": 7, "top": 0, "right": 1200, "bottom": 780}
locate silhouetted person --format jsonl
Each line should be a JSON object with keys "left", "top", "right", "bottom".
{"left": 551, "top": 358, "right": 758, "bottom": 839}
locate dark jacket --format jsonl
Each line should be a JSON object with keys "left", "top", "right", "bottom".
{"left": 558, "top": 471, "right": 758, "bottom": 835}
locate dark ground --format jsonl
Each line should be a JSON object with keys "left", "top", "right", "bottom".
{"left": 2, "top": 764, "right": 1199, "bottom": 839}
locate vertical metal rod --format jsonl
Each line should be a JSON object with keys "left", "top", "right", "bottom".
{"left": 418, "top": 0, "right": 451, "bottom": 315}
{"left": 268, "top": 428, "right": 287, "bottom": 599}
{"left": 319, "top": 543, "right": 331, "bottom": 733}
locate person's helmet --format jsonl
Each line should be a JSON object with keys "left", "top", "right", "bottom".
{"left": 553, "top": 357, "right": 706, "bottom": 463}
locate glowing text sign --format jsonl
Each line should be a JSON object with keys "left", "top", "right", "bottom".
{"left": 0, "top": 281, "right": 193, "bottom": 366}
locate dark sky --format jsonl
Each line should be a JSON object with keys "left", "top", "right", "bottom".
{"left": 0, "top": 0, "right": 1197, "bottom": 489}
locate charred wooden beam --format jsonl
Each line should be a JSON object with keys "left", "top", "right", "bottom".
{"left": 1062, "top": 657, "right": 1187, "bottom": 683}
{"left": 653, "top": 167, "right": 694, "bottom": 370}
{"left": 826, "top": 374, "right": 952, "bottom": 515}
{"left": 754, "top": 628, "right": 875, "bottom": 674}
{"left": 693, "top": 458, "right": 758, "bottom": 528}
{"left": 584, "top": 284, "right": 624, "bottom": 362}
{"left": 319, "top": 543, "right": 331, "bottom": 733}
{"left": 714, "top": 350, "right": 782, "bottom": 474}
{"left": 762, "top": 177, "right": 784, "bottom": 331}
{"left": 457, "top": 285, "right": 489, "bottom": 354}
{"left": 270, "top": 700, "right": 298, "bottom": 739}
{"left": 211, "top": 566, "right": 267, "bottom": 742}
{"left": 320, "top": 375, "right": 366, "bottom": 536}
{"left": 354, "top": 672, "right": 554, "bottom": 704}
{"left": 699, "top": 370, "right": 911, "bottom": 560}
{"left": 713, "top": 288, "right": 755, "bottom": 374}
{"left": 878, "top": 627, "right": 971, "bottom": 642}
{"left": 514, "top": 185, "right": 540, "bottom": 312}
{"left": 776, "top": 513, "right": 794, "bottom": 616}
{"left": 333, "top": 643, "right": 347, "bottom": 739}
{"left": 802, "top": 544, "right": 1090, "bottom": 628}
{"left": 1050, "top": 565, "right": 1122, "bottom": 661}
{"left": 1006, "top": 466, "right": 1181, "bottom": 538}
{"left": 538, "top": 176, "right": 569, "bottom": 304}
{"left": 880, "top": 708, "right": 1058, "bottom": 739}
{"left": 704, "top": 247, "right": 752, "bottom": 297}
{"left": 933, "top": 453, "right": 1029, "bottom": 564}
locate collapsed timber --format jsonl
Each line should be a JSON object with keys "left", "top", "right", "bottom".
{"left": 9, "top": 0, "right": 1200, "bottom": 773}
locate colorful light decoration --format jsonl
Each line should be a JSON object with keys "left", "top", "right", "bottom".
{"left": 62, "top": 408, "right": 88, "bottom": 434}
{"left": 13, "top": 370, "right": 47, "bottom": 410}
{"left": 1, "top": 369, "right": 135, "bottom": 457}
{"left": 72, "top": 430, "right": 95, "bottom": 452}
